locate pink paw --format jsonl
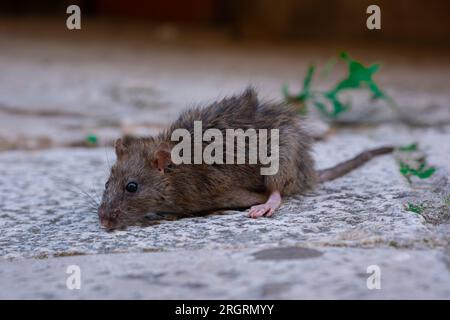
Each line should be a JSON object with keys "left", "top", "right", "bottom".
{"left": 248, "top": 203, "right": 275, "bottom": 219}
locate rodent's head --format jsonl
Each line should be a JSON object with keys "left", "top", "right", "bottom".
{"left": 98, "top": 136, "right": 172, "bottom": 230}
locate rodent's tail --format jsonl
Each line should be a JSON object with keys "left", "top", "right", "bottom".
{"left": 317, "top": 146, "right": 395, "bottom": 183}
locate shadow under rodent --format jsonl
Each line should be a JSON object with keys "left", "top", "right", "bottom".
{"left": 98, "top": 87, "right": 393, "bottom": 231}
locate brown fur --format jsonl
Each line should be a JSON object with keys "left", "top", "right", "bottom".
{"left": 98, "top": 88, "right": 316, "bottom": 229}
{"left": 98, "top": 87, "right": 393, "bottom": 230}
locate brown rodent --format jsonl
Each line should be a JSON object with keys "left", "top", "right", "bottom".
{"left": 98, "top": 87, "right": 394, "bottom": 230}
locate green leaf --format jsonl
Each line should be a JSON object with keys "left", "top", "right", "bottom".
{"left": 405, "top": 202, "right": 425, "bottom": 215}
{"left": 398, "top": 160, "right": 436, "bottom": 182}
{"left": 313, "top": 100, "right": 329, "bottom": 116}
{"left": 282, "top": 51, "right": 394, "bottom": 120}
{"left": 368, "top": 82, "right": 385, "bottom": 99}
{"left": 86, "top": 134, "right": 98, "bottom": 146}
{"left": 302, "top": 65, "right": 315, "bottom": 94}
{"left": 296, "top": 65, "right": 316, "bottom": 102}
{"left": 333, "top": 52, "right": 386, "bottom": 100}
{"left": 324, "top": 91, "right": 351, "bottom": 117}
{"left": 399, "top": 162, "right": 413, "bottom": 183}
{"left": 398, "top": 143, "right": 418, "bottom": 152}
{"left": 415, "top": 167, "right": 436, "bottom": 179}
{"left": 282, "top": 65, "right": 316, "bottom": 103}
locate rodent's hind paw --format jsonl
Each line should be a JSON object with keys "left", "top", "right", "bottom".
{"left": 248, "top": 190, "right": 281, "bottom": 219}
{"left": 248, "top": 203, "right": 275, "bottom": 218}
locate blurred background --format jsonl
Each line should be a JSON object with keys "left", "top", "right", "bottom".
{"left": 2, "top": 0, "right": 450, "bottom": 42}
{"left": 0, "top": 0, "right": 449, "bottom": 149}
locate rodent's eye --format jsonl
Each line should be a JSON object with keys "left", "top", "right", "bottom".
{"left": 125, "top": 182, "right": 138, "bottom": 193}
{"left": 105, "top": 181, "right": 109, "bottom": 189}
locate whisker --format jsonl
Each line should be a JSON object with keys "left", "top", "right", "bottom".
{"left": 55, "top": 177, "right": 100, "bottom": 208}
{"left": 89, "top": 184, "right": 102, "bottom": 203}
{"left": 104, "top": 146, "right": 113, "bottom": 169}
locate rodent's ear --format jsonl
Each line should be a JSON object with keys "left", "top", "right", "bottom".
{"left": 115, "top": 138, "right": 127, "bottom": 159}
{"left": 115, "top": 135, "right": 138, "bottom": 159}
{"left": 152, "top": 143, "right": 172, "bottom": 173}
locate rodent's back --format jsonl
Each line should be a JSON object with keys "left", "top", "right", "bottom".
{"left": 160, "top": 87, "right": 259, "bottom": 140}
{"left": 158, "top": 87, "right": 316, "bottom": 201}
{"left": 161, "top": 87, "right": 308, "bottom": 142}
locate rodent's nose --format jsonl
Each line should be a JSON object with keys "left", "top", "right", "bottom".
{"left": 100, "top": 218, "right": 118, "bottom": 231}
{"left": 98, "top": 205, "right": 121, "bottom": 231}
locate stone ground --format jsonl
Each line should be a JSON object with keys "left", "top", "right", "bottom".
{"left": 0, "top": 19, "right": 449, "bottom": 299}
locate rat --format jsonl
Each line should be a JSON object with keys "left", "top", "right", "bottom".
{"left": 98, "top": 87, "right": 394, "bottom": 230}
